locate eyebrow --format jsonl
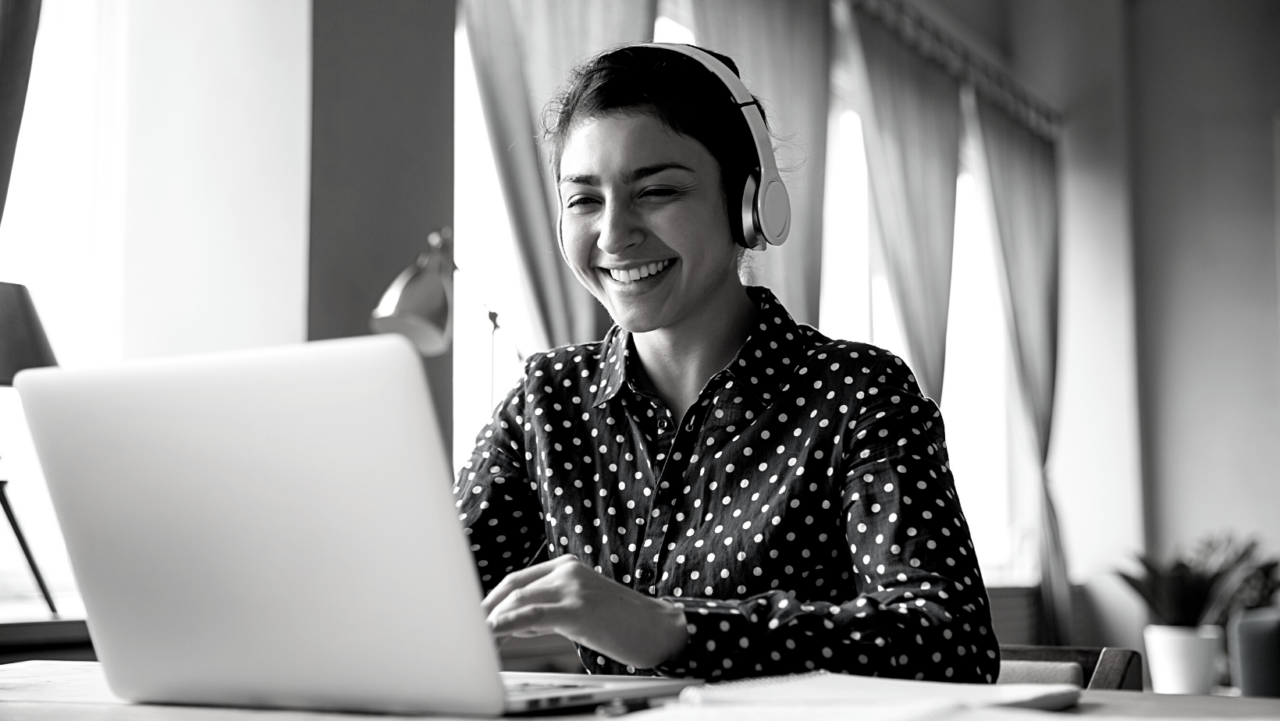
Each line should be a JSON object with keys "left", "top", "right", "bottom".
{"left": 559, "top": 162, "right": 695, "bottom": 187}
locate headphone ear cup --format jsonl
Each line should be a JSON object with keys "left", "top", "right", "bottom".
{"left": 739, "top": 171, "right": 763, "bottom": 250}
{"left": 756, "top": 173, "right": 791, "bottom": 245}
{"left": 739, "top": 169, "right": 790, "bottom": 249}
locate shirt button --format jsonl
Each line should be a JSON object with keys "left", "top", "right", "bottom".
{"left": 635, "top": 568, "right": 647, "bottom": 581}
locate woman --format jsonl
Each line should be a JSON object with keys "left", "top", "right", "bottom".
{"left": 454, "top": 43, "right": 999, "bottom": 683}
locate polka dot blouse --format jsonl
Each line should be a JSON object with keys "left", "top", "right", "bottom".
{"left": 455, "top": 287, "right": 999, "bottom": 683}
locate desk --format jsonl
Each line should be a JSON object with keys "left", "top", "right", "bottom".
{"left": 2, "top": 661, "right": 1280, "bottom": 719}
{"left": 1070, "top": 689, "right": 1280, "bottom": 717}
{"left": 0, "top": 661, "right": 594, "bottom": 721}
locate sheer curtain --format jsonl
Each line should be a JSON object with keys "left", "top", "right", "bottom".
{"left": 0, "top": 0, "right": 41, "bottom": 225}
{"left": 835, "top": 0, "right": 961, "bottom": 401}
{"left": 463, "top": 0, "right": 656, "bottom": 349}
{"left": 686, "top": 0, "right": 829, "bottom": 327}
{"left": 968, "top": 90, "right": 1069, "bottom": 644}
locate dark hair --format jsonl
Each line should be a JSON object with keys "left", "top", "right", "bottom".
{"left": 543, "top": 44, "right": 769, "bottom": 248}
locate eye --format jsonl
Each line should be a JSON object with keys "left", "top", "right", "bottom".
{"left": 565, "top": 195, "right": 600, "bottom": 210}
{"left": 639, "top": 186, "right": 681, "bottom": 201}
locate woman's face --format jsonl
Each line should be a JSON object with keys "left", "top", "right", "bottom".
{"left": 557, "top": 112, "right": 741, "bottom": 335}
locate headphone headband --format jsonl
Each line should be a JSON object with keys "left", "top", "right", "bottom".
{"left": 634, "top": 43, "right": 791, "bottom": 249}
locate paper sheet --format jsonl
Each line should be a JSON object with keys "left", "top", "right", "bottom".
{"left": 632, "top": 699, "right": 963, "bottom": 721}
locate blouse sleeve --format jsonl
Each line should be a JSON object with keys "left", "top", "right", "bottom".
{"left": 656, "top": 357, "right": 1000, "bottom": 683}
{"left": 453, "top": 381, "right": 548, "bottom": 596}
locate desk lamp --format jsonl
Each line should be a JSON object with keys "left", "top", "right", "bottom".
{"left": 0, "top": 282, "right": 59, "bottom": 614}
{"left": 370, "top": 227, "right": 454, "bottom": 357}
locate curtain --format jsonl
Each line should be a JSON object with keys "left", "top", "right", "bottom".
{"left": 968, "top": 90, "right": 1070, "bottom": 645}
{"left": 0, "top": 0, "right": 41, "bottom": 226}
{"left": 685, "top": 0, "right": 829, "bottom": 328}
{"left": 463, "top": 0, "right": 656, "bottom": 349}
{"left": 834, "top": 1, "right": 961, "bottom": 402}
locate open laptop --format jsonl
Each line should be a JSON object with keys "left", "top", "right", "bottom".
{"left": 15, "top": 335, "right": 699, "bottom": 716}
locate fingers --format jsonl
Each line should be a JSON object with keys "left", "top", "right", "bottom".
{"left": 488, "top": 582, "right": 567, "bottom": 621}
{"left": 486, "top": 556, "right": 585, "bottom": 640}
{"left": 482, "top": 560, "right": 691, "bottom": 669}
{"left": 489, "top": 600, "right": 573, "bottom": 638}
{"left": 490, "top": 577, "right": 691, "bottom": 669}
{"left": 481, "top": 554, "right": 575, "bottom": 616}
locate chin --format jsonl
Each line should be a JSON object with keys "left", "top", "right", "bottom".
{"left": 610, "top": 315, "right": 662, "bottom": 335}
{"left": 598, "top": 295, "right": 661, "bottom": 335}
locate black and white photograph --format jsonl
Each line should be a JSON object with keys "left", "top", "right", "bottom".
{"left": 0, "top": 0, "right": 1278, "bottom": 718}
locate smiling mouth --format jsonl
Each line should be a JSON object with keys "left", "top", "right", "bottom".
{"left": 606, "top": 259, "right": 674, "bottom": 284}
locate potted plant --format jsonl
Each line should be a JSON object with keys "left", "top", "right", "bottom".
{"left": 1119, "top": 535, "right": 1280, "bottom": 694}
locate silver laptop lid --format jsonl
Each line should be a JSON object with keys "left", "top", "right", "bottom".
{"left": 16, "top": 335, "right": 505, "bottom": 716}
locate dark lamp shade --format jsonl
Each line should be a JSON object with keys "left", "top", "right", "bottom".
{"left": 370, "top": 228, "right": 454, "bottom": 357}
{"left": 0, "top": 282, "right": 57, "bottom": 386}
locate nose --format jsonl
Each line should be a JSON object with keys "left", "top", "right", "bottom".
{"left": 596, "top": 201, "right": 643, "bottom": 254}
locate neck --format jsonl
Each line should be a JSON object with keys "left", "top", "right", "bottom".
{"left": 631, "top": 285, "right": 757, "bottom": 421}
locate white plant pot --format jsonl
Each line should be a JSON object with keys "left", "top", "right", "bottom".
{"left": 1143, "top": 624, "right": 1223, "bottom": 694}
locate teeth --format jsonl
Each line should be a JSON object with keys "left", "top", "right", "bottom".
{"left": 609, "top": 259, "right": 671, "bottom": 283}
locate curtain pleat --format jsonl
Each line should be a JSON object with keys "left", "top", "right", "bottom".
{"left": 687, "top": 0, "right": 829, "bottom": 328}
{"left": 837, "top": 1, "right": 960, "bottom": 402}
{"left": 968, "top": 89, "right": 1070, "bottom": 645}
{"left": 0, "top": 0, "right": 41, "bottom": 226}
{"left": 463, "top": 0, "right": 656, "bottom": 349}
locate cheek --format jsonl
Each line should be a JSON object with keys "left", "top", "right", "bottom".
{"left": 559, "top": 218, "right": 596, "bottom": 272}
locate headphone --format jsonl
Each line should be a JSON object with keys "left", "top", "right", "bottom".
{"left": 637, "top": 43, "right": 791, "bottom": 250}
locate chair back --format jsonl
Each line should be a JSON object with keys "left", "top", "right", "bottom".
{"left": 998, "top": 645, "right": 1143, "bottom": 690}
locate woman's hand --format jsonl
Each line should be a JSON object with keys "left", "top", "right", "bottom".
{"left": 482, "top": 554, "right": 688, "bottom": 670}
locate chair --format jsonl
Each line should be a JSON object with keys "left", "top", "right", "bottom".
{"left": 997, "top": 645, "right": 1143, "bottom": 690}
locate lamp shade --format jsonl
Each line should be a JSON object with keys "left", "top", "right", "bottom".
{"left": 0, "top": 282, "right": 56, "bottom": 386}
{"left": 370, "top": 228, "right": 454, "bottom": 357}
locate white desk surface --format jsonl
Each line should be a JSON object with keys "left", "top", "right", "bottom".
{"left": 4, "top": 661, "right": 1280, "bottom": 719}
{"left": 0, "top": 661, "right": 562, "bottom": 720}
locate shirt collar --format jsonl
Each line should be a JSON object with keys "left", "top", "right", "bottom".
{"left": 592, "top": 325, "right": 633, "bottom": 407}
{"left": 590, "top": 286, "right": 804, "bottom": 408}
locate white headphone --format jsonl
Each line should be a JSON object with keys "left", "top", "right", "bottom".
{"left": 637, "top": 43, "right": 791, "bottom": 250}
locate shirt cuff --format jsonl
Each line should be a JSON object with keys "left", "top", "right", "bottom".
{"left": 655, "top": 597, "right": 754, "bottom": 679}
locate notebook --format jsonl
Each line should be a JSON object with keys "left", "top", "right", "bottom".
{"left": 15, "top": 335, "right": 698, "bottom": 716}
{"left": 679, "top": 670, "right": 1080, "bottom": 711}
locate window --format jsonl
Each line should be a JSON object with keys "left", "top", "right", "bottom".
{"left": 0, "top": 0, "right": 310, "bottom": 615}
{"left": 941, "top": 163, "right": 1036, "bottom": 586}
{"left": 818, "top": 105, "right": 1037, "bottom": 586}
{"left": 819, "top": 111, "right": 872, "bottom": 344}
{"left": 0, "top": 0, "right": 112, "bottom": 615}
{"left": 451, "top": 23, "right": 543, "bottom": 472}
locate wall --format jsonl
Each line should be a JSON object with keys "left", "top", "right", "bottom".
{"left": 309, "top": 0, "right": 455, "bottom": 453}
{"left": 1131, "top": 0, "right": 1280, "bottom": 559}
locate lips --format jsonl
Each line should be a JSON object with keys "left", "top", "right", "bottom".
{"left": 606, "top": 259, "right": 674, "bottom": 284}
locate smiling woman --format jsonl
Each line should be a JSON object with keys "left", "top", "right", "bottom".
{"left": 453, "top": 43, "right": 998, "bottom": 683}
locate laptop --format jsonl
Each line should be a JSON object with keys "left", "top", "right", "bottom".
{"left": 15, "top": 335, "right": 699, "bottom": 716}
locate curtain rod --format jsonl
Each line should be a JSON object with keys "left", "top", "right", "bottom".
{"left": 850, "top": 0, "right": 1061, "bottom": 140}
